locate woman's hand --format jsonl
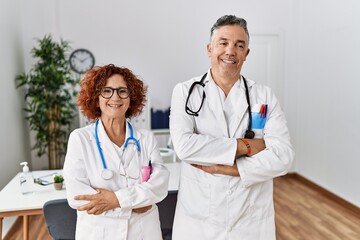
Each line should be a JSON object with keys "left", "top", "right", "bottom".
{"left": 75, "top": 188, "right": 120, "bottom": 215}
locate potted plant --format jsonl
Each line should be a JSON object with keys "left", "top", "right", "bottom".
{"left": 53, "top": 175, "right": 64, "bottom": 190}
{"left": 16, "top": 34, "right": 78, "bottom": 169}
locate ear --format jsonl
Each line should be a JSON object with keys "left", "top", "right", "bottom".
{"left": 207, "top": 43, "right": 212, "bottom": 57}
{"left": 244, "top": 48, "right": 250, "bottom": 61}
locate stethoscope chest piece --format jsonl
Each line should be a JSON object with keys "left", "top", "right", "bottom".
{"left": 245, "top": 130, "right": 255, "bottom": 139}
{"left": 95, "top": 119, "right": 141, "bottom": 180}
{"left": 186, "top": 73, "right": 255, "bottom": 139}
{"left": 101, "top": 169, "right": 114, "bottom": 180}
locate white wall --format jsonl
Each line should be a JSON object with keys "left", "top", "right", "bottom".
{"left": 0, "top": 0, "right": 30, "bottom": 190}
{"left": 293, "top": 0, "right": 360, "bottom": 206}
{"left": 1, "top": 0, "right": 359, "bottom": 207}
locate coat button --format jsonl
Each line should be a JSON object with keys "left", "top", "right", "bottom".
{"left": 226, "top": 226, "right": 232, "bottom": 232}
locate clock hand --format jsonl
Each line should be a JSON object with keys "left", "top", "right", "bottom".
{"left": 80, "top": 57, "right": 90, "bottom": 62}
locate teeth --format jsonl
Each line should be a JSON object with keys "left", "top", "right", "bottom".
{"left": 222, "top": 59, "right": 236, "bottom": 64}
{"left": 108, "top": 104, "right": 121, "bottom": 107}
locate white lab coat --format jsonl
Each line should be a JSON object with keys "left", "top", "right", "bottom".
{"left": 63, "top": 120, "right": 169, "bottom": 240}
{"left": 170, "top": 70, "right": 295, "bottom": 240}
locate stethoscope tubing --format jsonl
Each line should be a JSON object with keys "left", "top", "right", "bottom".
{"left": 95, "top": 119, "right": 140, "bottom": 171}
{"left": 95, "top": 119, "right": 108, "bottom": 169}
{"left": 185, "top": 73, "right": 255, "bottom": 138}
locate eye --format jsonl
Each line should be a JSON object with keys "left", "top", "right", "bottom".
{"left": 219, "top": 41, "right": 227, "bottom": 46}
{"left": 237, "top": 43, "right": 245, "bottom": 48}
{"left": 102, "top": 88, "right": 112, "bottom": 94}
{"left": 118, "top": 88, "right": 128, "bottom": 94}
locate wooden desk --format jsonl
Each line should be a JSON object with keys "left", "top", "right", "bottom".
{"left": 0, "top": 170, "right": 65, "bottom": 240}
{"left": 0, "top": 162, "right": 180, "bottom": 240}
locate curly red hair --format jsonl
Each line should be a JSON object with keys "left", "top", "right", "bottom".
{"left": 77, "top": 64, "right": 147, "bottom": 121}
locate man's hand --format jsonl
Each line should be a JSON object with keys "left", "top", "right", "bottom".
{"left": 236, "top": 138, "right": 266, "bottom": 157}
{"left": 191, "top": 163, "right": 239, "bottom": 176}
{"left": 75, "top": 188, "right": 120, "bottom": 215}
{"left": 132, "top": 205, "right": 152, "bottom": 214}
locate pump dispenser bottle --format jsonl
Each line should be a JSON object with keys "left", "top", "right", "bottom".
{"left": 20, "top": 161, "right": 33, "bottom": 194}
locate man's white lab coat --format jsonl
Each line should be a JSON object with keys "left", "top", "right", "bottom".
{"left": 64, "top": 120, "right": 169, "bottom": 240}
{"left": 170, "top": 71, "right": 294, "bottom": 240}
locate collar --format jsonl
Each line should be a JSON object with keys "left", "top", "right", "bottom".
{"left": 89, "top": 119, "right": 142, "bottom": 145}
{"left": 205, "top": 68, "right": 256, "bottom": 89}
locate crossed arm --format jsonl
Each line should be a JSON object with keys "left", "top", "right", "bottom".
{"left": 75, "top": 189, "right": 151, "bottom": 215}
{"left": 191, "top": 138, "right": 265, "bottom": 176}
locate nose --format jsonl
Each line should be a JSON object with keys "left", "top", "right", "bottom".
{"left": 111, "top": 90, "right": 121, "bottom": 99}
{"left": 225, "top": 44, "right": 236, "bottom": 56}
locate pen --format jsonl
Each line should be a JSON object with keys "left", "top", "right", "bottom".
{"left": 265, "top": 104, "right": 268, "bottom": 117}
{"left": 34, "top": 172, "right": 57, "bottom": 183}
{"left": 260, "top": 104, "right": 265, "bottom": 118}
{"left": 260, "top": 104, "right": 268, "bottom": 118}
{"left": 149, "top": 160, "right": 152, "bottom": 174}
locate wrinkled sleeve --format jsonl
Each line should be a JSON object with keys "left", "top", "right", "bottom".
{"left": 114, "top": 132, "right": 169, "bottom": 209}
{"left": 236, "top": 88, "right": 295, "bottom": 187}
{"left": 170, "top": 82, "right": 237, "bottom": 166}
{"left": 63, "top": 130, "right": 97, "bottom": 209}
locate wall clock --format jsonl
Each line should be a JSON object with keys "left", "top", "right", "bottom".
{"left": 69, "top": 48, "right": 95, "bottom": 74}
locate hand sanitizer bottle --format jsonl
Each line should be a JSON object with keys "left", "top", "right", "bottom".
{"left": 20, "top": 162, "right": 34, "bottom": 194}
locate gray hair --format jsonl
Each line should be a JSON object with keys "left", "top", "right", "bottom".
{"left": 210, "top": 15, "right": 249, "bottom": 43}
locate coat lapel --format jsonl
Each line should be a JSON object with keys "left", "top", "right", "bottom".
{"left": 204, "top": 76, "right": 229, "bottom": 137}
{"left": 90, "top": 120, "right": 125, "bottom": 172}
{"left": 226, "top": 78, "right": 249, "bottom": 138}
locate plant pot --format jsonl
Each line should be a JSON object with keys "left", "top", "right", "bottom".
{"left": 54, "top": 182, "right": 63, "bottom": 190}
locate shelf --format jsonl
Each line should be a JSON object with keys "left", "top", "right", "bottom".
{"left": 151, "top": 129, "right": 170, "bottom": 135}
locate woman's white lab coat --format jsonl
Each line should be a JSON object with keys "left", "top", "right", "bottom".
{"left": 170, "top": 70, "right": 295, "bottom": 240}
{"left": 63, "top": 120, "right": 169, "bottom": 240}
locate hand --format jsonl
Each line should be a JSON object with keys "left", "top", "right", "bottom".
{"left": 237, "top": 138, "right": 266, "bottom": 157}
{"left": 75, "top": 188, "right": 120, "bottom": 215}
{"left": 132, "top": 205, "right": 152, "bottom": 214}
{"left": 191, "top": 163, "right": 239, "bottom": 176}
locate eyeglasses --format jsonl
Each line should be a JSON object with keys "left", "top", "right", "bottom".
{"left": 100, "top": 87, "right": 130, "bottom": 99}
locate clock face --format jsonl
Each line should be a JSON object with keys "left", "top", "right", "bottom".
{"left": 69, "top": 49, "right": 95, "bottom": 74}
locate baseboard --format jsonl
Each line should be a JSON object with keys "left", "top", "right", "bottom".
{"left": 284, "top": 173, "right": 360, "bottom": 216}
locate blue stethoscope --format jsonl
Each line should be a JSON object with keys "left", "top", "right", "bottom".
{"left": 95, "top": 119, "right": 141, "bottom": 180}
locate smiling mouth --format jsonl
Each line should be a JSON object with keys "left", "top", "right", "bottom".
{"left": 221, "top": 59, "right": 236, "bottom": 64}
{"left": 108, "top": 104, "right": 122, "bottom": 108}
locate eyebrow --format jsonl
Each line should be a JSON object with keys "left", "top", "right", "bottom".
{"left": 218, "top": 37, "right": 246, "bottom": 44}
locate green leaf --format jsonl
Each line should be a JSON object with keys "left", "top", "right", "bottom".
{"left": 15, "top": 34, "right": 79, "bottom": 168}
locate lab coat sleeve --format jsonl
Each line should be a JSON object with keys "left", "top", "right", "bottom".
{"left": 63, "top": 130, "right": 98, "bottom": 209}
{"left": 236, "top": 87, "right": 295, "bottom": 187}
{"left": 170, "top": 82, "right": 237, "bottom": 166}
{"left": 114, "top": 132, "right": 170, "bottom": 209}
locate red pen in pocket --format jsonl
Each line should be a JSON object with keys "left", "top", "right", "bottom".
{"left": 260, "top": 104, "right": 268, "bottom": 118}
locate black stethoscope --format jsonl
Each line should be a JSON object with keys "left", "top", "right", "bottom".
{"left": 185, "top": 73, "right": 255, "bottom": 139}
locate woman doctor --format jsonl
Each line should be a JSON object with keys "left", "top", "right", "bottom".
{"left": 63, "top": 64, "right": 169, "bottom": 240}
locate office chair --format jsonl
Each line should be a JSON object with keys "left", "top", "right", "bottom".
{"left": 43, "top": 199, "right": 77, "bottom": 240}
{"left": 157, "top": 191, "right": 178, "bottom": 240}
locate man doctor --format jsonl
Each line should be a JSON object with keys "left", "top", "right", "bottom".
{"left": 170, "top": 15, "right": 295, "bottom": 239}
